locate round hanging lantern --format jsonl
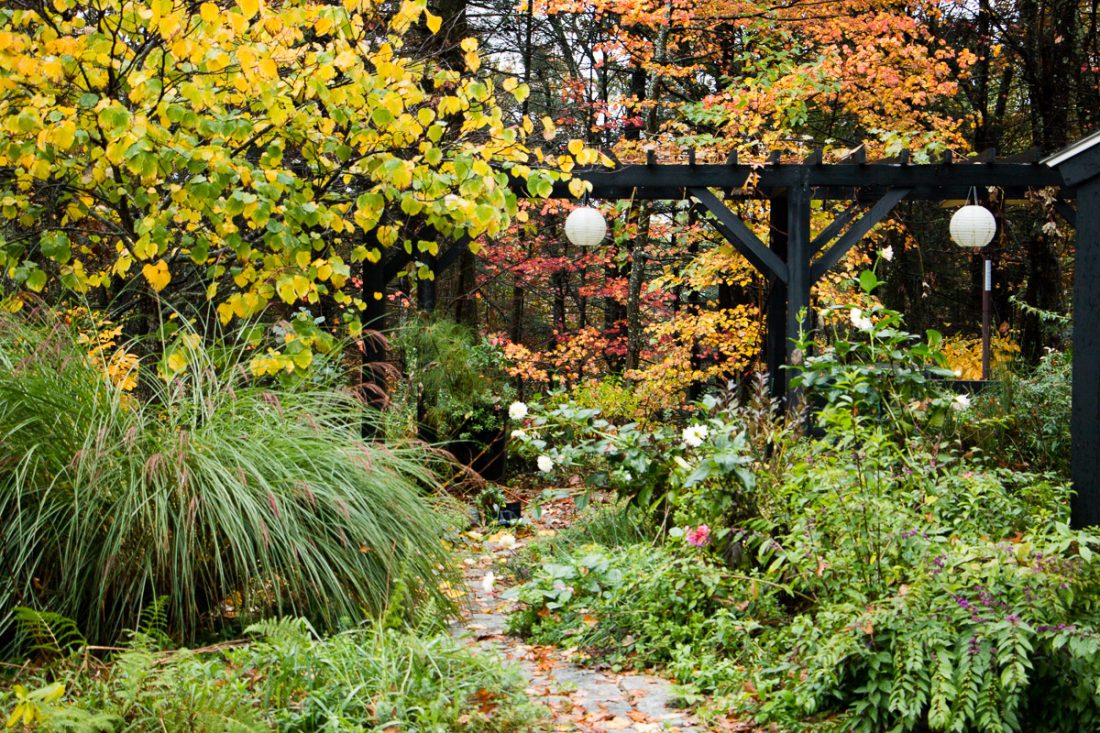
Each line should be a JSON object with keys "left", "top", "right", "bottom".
{"left": 564, "top": 206, "right": 607, "bottom": 247}
{"left": 949, "top": 205, "right": 997, "bottom": 248}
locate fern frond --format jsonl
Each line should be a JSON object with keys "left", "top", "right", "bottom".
{"left": 14, "top": 607, "right": 86, "bottom": 658}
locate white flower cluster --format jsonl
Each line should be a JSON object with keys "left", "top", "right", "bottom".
{"left": 537, "top": 455, "right": 554, "bottom": 473}
{"left": 681, "top": 424, "right": 709, "bottom": 448}
{"left": 850, "top": 307, "right": 874, "bottom": 332}
{"left": 508, "top": 401, "right": 528, "bottom": 420}
{"left": 952, "top": 393, "right": 971, "bottom": 411}
{"left": 880, "top": 245, "right": 894, "bottom": 262}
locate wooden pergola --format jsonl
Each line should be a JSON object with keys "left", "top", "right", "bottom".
{"left": 364, "top": 139, "right": 1100, "bottom": 527}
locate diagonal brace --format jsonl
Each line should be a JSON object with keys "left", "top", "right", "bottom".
{"left": 810, "top": 189, "right": 911, "bottom": 283}
{"left": 810, "top": 203, "right": 859, "bottom": 255}
{"left": 383, "top": 235, "right": 471, "bottom": 283}
{"left": 1055, "top": 200, "right": 1077, "bottom": 228}
{"left": 690, "top": 187, "right": 788, "bottom": 283}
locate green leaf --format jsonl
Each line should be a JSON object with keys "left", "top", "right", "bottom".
{"left": 859, "top": 269, "right": 880, "bottom": 294}
{"left": 39, "top": 232, "right": 71, "bottom": 264}
{"left": 371, "top": 107, "right": 394, "bottom": 127}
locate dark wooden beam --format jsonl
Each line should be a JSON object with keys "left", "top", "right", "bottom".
{"left": 417, "top": 253, "right": 437, "bottom": 312}
{"left": 786, "top": 173, "right": 812, "bottom": 387}
{"left": 362, "top": 235, "right": 387, "bottom": 439}
{"left": 1073, "top": 177, "right": 1100, "bottom": 527}
{"left": 383, "top": 236, "right": 470, "bottom": 284}
{"left": 530, "top": 162, "right": 1066, "bottom": 201}
{"left": 690, "top": 188, "right": 787, "bottom": 282}
{"left": 436, "top": 235, "right": 471, "bottom": 272}
{"left": 767, "top": 196, "right": 789, "bottom": 398}
{"left": 383, "top": 250, "right": 411, "bottom": 283}
{"left": 810, "top": 189, "right": 911, "bottom": 282}
{"left": 1055, "top": 200, "right": 1077, "bottom": 227}
{"left": 1003, "top": 147, "right": 1041, "bottom": 163}
{"left": 810, "top": 203, "right": 860, "bottom": 255}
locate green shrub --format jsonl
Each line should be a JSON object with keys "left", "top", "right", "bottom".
{"left": 391, "top": 317, "right": 513, "bottom": 445}
{"left": 0, "top": 618, "right": 545, "bottom": 732}
{"left": 544, "top": 376, "right": 648, "bottom": 423}
{"left": 962, "top": 350, "right": 1072, "bottom": 475}
{"left": 0, "top": 314, "right": 454, "bottom": 652}
{"left": 507, "top": 542, "right": 782, "bottom": 670}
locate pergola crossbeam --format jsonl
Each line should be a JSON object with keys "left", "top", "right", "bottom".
{"left": 358, "top": 153, "right": 1099, "bottom": 525}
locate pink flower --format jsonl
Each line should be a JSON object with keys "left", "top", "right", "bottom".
{"left": 686, "top": 524, "right": 711, "bottom": 547}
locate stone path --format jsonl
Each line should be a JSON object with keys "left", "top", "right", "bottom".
{"left": 452, "top": 531, "right": 707, "bottom": 733}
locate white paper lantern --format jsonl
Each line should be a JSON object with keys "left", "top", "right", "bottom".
{"left": 564, "top": 206, "right": 607, "bottom": 247}
{"left": 949, "top": 204, "right": 997, "bottom": 248}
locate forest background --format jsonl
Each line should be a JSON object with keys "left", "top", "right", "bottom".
{"left": 0, "top": 0, "right": 1089, "bottom": 407}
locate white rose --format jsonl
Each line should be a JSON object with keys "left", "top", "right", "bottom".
{"left": 508, "top": 401, "right": 528, "bottom": 420}
{"left": 881, "top": 245, "right": 894, "bottom": 262}
{"left": 537, "top": 455, "right": 554, "bottom": 473}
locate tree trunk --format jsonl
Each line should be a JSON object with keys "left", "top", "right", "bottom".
{"left": 625, "top": 203, "right": 650, "bottom": 372}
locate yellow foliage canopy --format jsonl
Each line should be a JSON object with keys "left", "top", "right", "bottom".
{"left": 0, "top": 0, "right": 577, "bottom": 334}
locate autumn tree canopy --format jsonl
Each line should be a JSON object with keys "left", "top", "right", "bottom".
{"left": 0, "top": 0, "right": 596, "bottom": 356}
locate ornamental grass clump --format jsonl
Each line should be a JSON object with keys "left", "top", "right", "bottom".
{"left": 0, "top": 314, "right": 452, "bottom": 653}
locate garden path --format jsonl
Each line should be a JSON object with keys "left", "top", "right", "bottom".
{"left": 451, "top": 495, "right": 737, "bottom": 733}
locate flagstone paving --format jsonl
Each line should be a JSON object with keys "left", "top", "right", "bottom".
{"left": 450, "top": 501, "right": 733, "bottom": 733}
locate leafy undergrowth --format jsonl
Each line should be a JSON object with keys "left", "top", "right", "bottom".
{"left": 502, "top": 281, "right": 1100, "bottom": 733}
{"left": 1, "top": 618, "right": 545, "bottom": 733}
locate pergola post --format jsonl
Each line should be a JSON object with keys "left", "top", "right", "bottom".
{"left": 1071, "top": 178, "right": 1100, "bottom": 526}
{"left": 417, "top": 253, "right": 437, "bottom": 312}
{"left": 767, "top": 195, "right": 789, "bottom": 398}
{"left": 1043, "top": 131, "right": 1100, "bottom": 527}
{"left": 785, "top": 174, "right": 813, "bottom": 394}
{"left": 362, "top": 235, "right": 388, "bottom": 439}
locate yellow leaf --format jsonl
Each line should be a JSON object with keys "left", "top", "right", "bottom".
{"left": 238, "top": 0, "right": 259, "bottom": 19}
{"left": 142, "top": 260, "right": 171, "bottom": 292}
{"left": 52, "top": 122, "right": 76, "bottom": 151}
{"left": 567, "top": 138, "right": 584, "bottom": 157}
{"left": 166, "top": 350, "right": 187, "bottom": 373}
{"left": 425, "top": 11, "right": 442, "bottom": 33}
{"left": 258, "top": 56, "right": 278, "bottom": 79}
{"left": 291, "top": 349, "right": 313, "bottom": 369}
{"left": 541, "top": 116, "right": 556, "bottom": 141}
{"left": 460, "top": 37, "right": 478, "bottom": 53}
{"left": 568, "top": 177, "right": 589, "bottom": 199}
{"left": 199, "top": 2, "right": 219, "bottom": 23}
